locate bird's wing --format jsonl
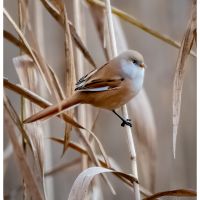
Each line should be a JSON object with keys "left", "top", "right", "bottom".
{"left": 75, "top": 62, "right": 107, "bottom": 87}
{"left": 75, "top": 68, "right": 98, "bottom": 86}
{"left": 75, "top": 77, "right": 124, "bottom": 92}
{"left": 75, "top": 62, "right": 123, "bottom": 92}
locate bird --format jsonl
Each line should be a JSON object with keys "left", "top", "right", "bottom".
{"left": 24, "top": 50, "right": 146, "bottom": 127}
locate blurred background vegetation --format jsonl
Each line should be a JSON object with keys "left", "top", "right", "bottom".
{"left": 4, "top": 0, "right": 196, "bottom": 199}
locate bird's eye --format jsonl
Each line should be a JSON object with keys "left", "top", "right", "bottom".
{"left": 131, "top": 59, "right": 137, "bottom": 64}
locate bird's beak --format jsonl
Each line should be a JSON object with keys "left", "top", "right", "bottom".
{"left": 139, "top": 63, "right": 146, "bottom": 68}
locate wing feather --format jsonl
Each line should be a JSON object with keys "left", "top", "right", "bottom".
{"left": 75, "top": 78, "right": 123, "bottom": 91}
{"left": 75, "top": 61, "right": 123, "bottom": 92}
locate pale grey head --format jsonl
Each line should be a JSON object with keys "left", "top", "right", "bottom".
{"left": 119, "top": 50, "right": 145, "bottom": 68}
{"left": 116, "top": 50, "right": 146, "bottom": 95}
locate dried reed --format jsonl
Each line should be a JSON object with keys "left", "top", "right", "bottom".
{"left": 3, "top": 0, "right": 196, "bottom": 199}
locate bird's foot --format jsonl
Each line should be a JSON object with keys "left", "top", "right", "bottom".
{"left": 121, "top": 119, "right": 132, "bottom": 127}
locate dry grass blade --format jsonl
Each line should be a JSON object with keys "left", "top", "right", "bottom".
{"left": 3, "top": 8, "right": 52, "bottom": 92}
{"left": 87, "top": 0, "right": 196, "bottom": 58}
{"left": 143, "top": 189, "right": 196, "bottom": 200}
{"left": 40, "top": 0, "right": 63, "bottom": 24}
{"left": 40, "top": 0, "right": 97, "bottom": 67}
{"left": 13, "top": 55, "right": 46, "bottom": 194}
{"left": 172, "top": 0, "right": 196, "bottom": 158}
{"left": 4, "top": 30, "right": 30, "bottom": 55}
{"left": 3, "top": 95, "right": 32, "bottom": 150}
{"left": 50, "top": 138, "right": 90, "bottom": 155}
{"left": 62, "top": 4, "right": 76, "bottom": 153}
{"left": 4, "top": 100, "right": 45, "bottom": 200}
{"left": 68, "top": 166, "right": 138, "bottom": 200}
{"left": 4, "top": 78, "right": 83, "bottom": 129}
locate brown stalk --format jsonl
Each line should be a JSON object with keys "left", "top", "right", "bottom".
{"left": 39, "top": 0, "right": 97, "bottom": 67}
{"left": 4, "top": 30, "right": 30, "bottom": 55}
{"left": 62, "top": 4, "right": 76, "bottom": 154}
{"left": 4, "top": 95, "right": 32, "bottom": 150}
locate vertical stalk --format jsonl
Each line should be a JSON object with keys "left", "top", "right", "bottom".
{"left": 104, "top": 0, "right": 141, "bottom": 199}
{"left": 18, "top": 1, "right": 27, "bottom": 199}
{"left": 32, "top": 1, "right": 54, "bottom": 199}
{"left": 73, "top": 2, "right": 104, "bottom": 198}
{"left": 73, "top": 0, "right": 88, "bottom": 171}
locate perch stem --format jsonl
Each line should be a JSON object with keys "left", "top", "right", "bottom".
{"left": 104, "top": 0, "right": 141, "bottom": 199}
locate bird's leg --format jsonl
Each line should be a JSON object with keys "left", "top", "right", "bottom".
{"left": 112, "top": 110, "right": 132, "bottom": 127}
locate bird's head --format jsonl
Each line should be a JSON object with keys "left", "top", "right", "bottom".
{"left": 122, "top": 50, "right": 146, "bottom": 69}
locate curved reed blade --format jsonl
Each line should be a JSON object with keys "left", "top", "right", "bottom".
{"left": 172, "top": 0, "right": 196, "bottom": 158}
{"left": 68, "top": 166, "right": 138, "bottom": 200}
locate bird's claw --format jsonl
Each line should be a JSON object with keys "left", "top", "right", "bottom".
{"left": 121, "top": 119, "right": 132, "bottom": 127}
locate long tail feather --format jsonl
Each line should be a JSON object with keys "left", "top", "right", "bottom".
{"left": 24, "top": 93, "right": 82, "bottom": 123}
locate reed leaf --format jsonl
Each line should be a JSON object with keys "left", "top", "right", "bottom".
{"left": 62, "top": 4, "right": 76, "bottom": 154}
{"left": 172, "top": 0, "right": 196, "bottom": 158}
{"left": 68, "top": 166, "right": 138, "bottom": 200}
{"left": 13, "top": 55, "right": 46, "bottom": 195}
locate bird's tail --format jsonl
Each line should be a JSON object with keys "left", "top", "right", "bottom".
{"left": 24, "top": 93, "right": 82, "bottom": 123}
